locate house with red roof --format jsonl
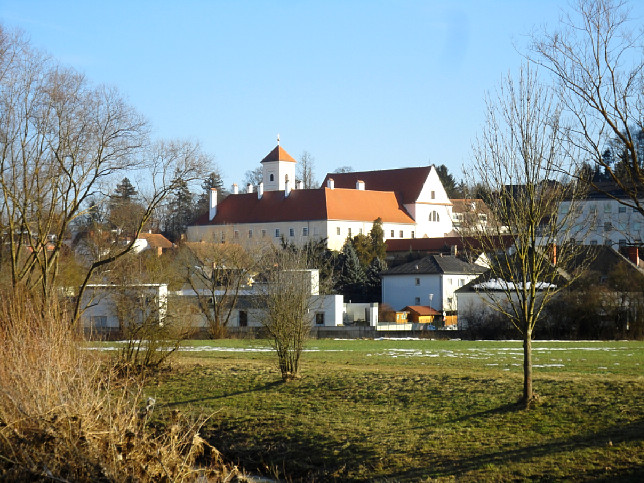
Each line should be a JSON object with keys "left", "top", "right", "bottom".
{"left": 187, "top": 143, "right": 454, "bottom": 250}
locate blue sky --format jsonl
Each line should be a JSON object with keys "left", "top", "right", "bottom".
{"left": 3, "top": 1, "right": 638, "bottom": 189}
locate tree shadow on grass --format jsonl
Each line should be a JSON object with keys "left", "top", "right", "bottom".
{"left": 203, "top": 423, "right": 381, "bottom": 482}
{"left": 393, "top": 419, "right": 644, "bottom": 481}
{"left": 158, "top": 379, "right": 284, "bottom": 408}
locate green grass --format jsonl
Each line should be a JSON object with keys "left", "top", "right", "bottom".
{"left": 141, "top": 339, "right": 644, "bottom": 481}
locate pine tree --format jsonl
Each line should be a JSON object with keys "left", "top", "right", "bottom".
{"left": 336, "top": 241, "right": 366, "bottom": 302}
{"left": 196, "top": 171, "right": 226, "bottom": 217}
{"left": 365, "top": 256, "right": 386, "bottom": 302}
{"left": 164, "top": 179, "right": 195, "bottom": 242}
{"left": 369, "top": 218, "right": 387, "bottom": 262}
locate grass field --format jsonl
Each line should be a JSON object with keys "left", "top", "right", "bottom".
{"left": 136, "top": 339, "right": 643, "bottom": 481}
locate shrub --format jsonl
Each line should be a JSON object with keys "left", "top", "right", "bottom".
{"left": 0, "top": 288, "right": 240, "bottom": 481}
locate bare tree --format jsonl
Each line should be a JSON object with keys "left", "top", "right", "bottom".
{"left": 531, "top": 0, "right": 644, "bottom": 213}
{"left": 0, "top": 26, "right": 209, "bottom": 315}
{"left": 181, "top": 238, "right": 259, "bottom": 338}
{"left": 467, "top": 65, "right": 589, "bottom": 406}
{"left": 297, "top": 150, "right": 317, "bottom": 188}
{"left": 259, "top": 248, "right": 321, "bottom": 381}
{"left": 243, "top": 166, "right": 263, "bottom": 189}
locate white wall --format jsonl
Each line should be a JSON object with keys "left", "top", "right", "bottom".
{"left": 559, "top": 198, "right": 644, "bottom": 246}
{"left": 382, "top": 274, "right": 442, "bottom": 311}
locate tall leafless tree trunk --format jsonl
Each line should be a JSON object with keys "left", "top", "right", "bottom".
{"left": 467, "top": 65, "right": 589, "bottom": 406}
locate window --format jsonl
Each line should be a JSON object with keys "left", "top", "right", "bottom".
{"left": 619, "top": 239, "right": 627, "bottom": 247}
{"left": 275, "top": 228, "right": 280, "bottom": 237}
{"left": 348, "top": 228, "right": 352, "bottom": 237}
{"left": 478, "top": 214, "right": 487, "bottom": 222}
{"left": 590, "top": 239, "right": 598, "bottom": 246}
{"left": 248, "top": 229, "right": 253, "bottom": 238}
{"left": 233, "top": 230, "right": 239, "bottom": 239}
{"left": 337, "top": 227, "right": 341, "bottom": 236}
{"left": 459, "top": 279, "right": 465, "bottom": 287}
{"left": 239, "top": 311, "right": 248, "bottom": 327}
{"left": 414, "top": 297, "right": 421, "bottom": 305}
{"left": 313, "top": 227, "right": 319, "bottom": 236}
{"left": 90, "top": 316, "right": 108, "bottom": 328}
{"left": 604, "top": 239, "right": 612, "bottom": 246}
{"left": 399, "top": 230, "right": 403, "bottom": 238}
{"left": 604, "top": 222, "right": 612, "bottom": 232}
{"left": 262, "top": 229, "right": 267, "bottom": 237}
{"left": 411, "top": 231, "right": 415, "bottom": 238}
{"left": 604, "top": 203, "right": 612, "bottom": 213}
{"left": 269, "top": 174, "right": 274, "bottom": 182}
{"left": 415, "top": 278, "right": 420, "bottom": 286}
{"left": 302, "top": 227, "right": 309, "bottom": 236}
{"left": 391, "top": 230, "right": 395, "bottom": 237}
{"left": 431, "top": 190, "right": 435, "bottom": 199}
{"left": 289, "top": 228, "right": 295, "bottom": 237}
{"left": 430, "top": 211, "right": 440, "bottom": 222}
{"left": 589, "top": 204, "right": 597, "bottom": 214}
{"left": 315, "top": 313, "right": 325, "bottom": 325}
{"left": 619, "top": 206, "right": 627, "bottom": 213}
{"left": 359, "top": 228, "right": 363, "bottom": 235}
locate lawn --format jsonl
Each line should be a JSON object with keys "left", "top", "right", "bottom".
{"left": 140, "top": 339, "right": 644, "bottom": 481}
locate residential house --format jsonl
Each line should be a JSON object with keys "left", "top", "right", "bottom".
{"left": 380, "top": 254, "right": 486, "bottom": 327}
{"left": 558, "top": 181, "right": 644, "bottom": 247}
{"left": 187, "top": 143, "right": 454, "bottom": 251}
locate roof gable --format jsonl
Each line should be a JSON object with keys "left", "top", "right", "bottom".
{"left": 261, "top": 145, "right": 296, "bottom": 163}
{"left": 321, "top": 166, "right": 433, "bottom": 204}
{"left": 381, "top": 254, "right": 486, "bottom": 276}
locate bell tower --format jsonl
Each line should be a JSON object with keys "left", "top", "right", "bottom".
{"left": 260, "top": 135, "right": 296, "bottom": 191}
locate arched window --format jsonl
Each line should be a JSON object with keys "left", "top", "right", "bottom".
{"left": 269, "top": 174, "right": 274, "bottom": 182}
{"left": 430, "top": 211, "right": 440, "bottom": 222}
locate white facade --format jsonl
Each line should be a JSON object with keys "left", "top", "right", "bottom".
{"left": 403, "top": 167, "right": 453, "bottom": 238}
{"left": 381, "top": 272, "right": 479, "bottom": 313}
{"left": 559, "top": 197, "right": 644, "bottom": 247}
{"left": 262, "top": 158, "right": 296, "bottom": 192}
{"left": 187, "top": 218, "right": 417, "bottom": 252}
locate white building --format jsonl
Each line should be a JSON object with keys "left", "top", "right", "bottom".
{"left": 380, "top": 254, "right": 486, "bottom": 326}
{"left": 187, "top": 143, "right": 454, "bottom": 251}
{"left": 558, "top": 183, "right": 644, "bottom": 247}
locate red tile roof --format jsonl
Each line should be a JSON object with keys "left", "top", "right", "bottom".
{"left": 403, "top": 305, "right": 442, "bottom": 316}
{"left": 260, "top": 145, "right": 296, "bottom": 163}
{"left": 193, "top": 188, "right": 415, "bottom": 225}
{"left": 321, "top": 166, "right": 433, "bottom": 204}
{"left": 385, "top": 236, "right": 514, "bottom": 253}
{"left": 137, "top": 232, "right": 174, "bottom": 249}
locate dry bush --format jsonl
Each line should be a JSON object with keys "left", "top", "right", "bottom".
{"left": 0, "top": 288, "right": 242, "bottom": 482}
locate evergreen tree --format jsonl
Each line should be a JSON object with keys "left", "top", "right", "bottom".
{"left": 369, "top": 218, "right": 387, "bottom": 262}
{"left": 435, "top": 164, "right": 460, "bottom": 198}
{"left": 164, "top": 178, "right": 195, "bottom": 242}
{"left": 364, "top": 256, "right": 387, "bottom": 302}
{"left": 336, "top": 241, "right": 366, "bottom": 302}
{"left": 196, "top": 171, "right": 227, "bottom": 217}
{"left": 108, "top": 177, "right": 145, "bottom": 235}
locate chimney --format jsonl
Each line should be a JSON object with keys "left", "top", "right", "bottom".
{"left": 232, "top": 183, "right": 238, "bottom": 195}
{"left": 627, "top": 245, "right": 639, "bottom": 266}
{"left": 356, "top": 180, "right": 365, "bottom": 190}
{"left": 258, "top": 182, "right": 264, "bottom": 199}
{"left": 209, "top": 188, "right": 217, "bottom": 221}
{"left": 327, "top": 178, "right": 334, "bottom": 189}
{"left": 297, "top": 180, "right": 304, "bottom": 190}
{"left": 285, "top": 179, "right": 291, "bottom": 197}
{"left": 247, "top": 183, "right": 253, "bottom": 194}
